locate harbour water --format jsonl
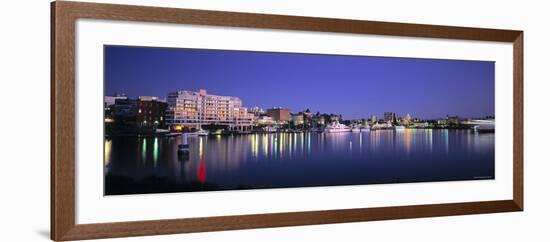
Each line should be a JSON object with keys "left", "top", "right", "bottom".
{"left": 104, "top": 129, "right": 494, "bottom": 195}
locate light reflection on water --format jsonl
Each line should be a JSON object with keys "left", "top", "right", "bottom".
{"left": 104, "top": 129, "right": 495, "bottom": 195}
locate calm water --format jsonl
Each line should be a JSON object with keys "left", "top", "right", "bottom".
{"left": 104, "top": 129, "right": 494, "bottom": 195}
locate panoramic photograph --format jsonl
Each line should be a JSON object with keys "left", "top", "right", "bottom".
{"left": 103, "top": 45, "right": 495, "bottom": 196}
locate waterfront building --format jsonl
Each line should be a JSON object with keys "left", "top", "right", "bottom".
{"left": 301, "top": 109, "right": 314, "bottom": 127}
{"left": 105, "top": 94, "right": 128, "bottom": 121}
{"left": 266, "top": 107, "right": 291, "bottom": 123}
{"left": 384, "top": 112, "right": 397, "bottom": 123}
{"left": 438, "top": 115, "right": 460, "bottom": 126}
{"left": 137, "top": 96, "right": 167, "bottom": 128}
{"left": 291, "top": 113, "right": 305, "bottom": 126}
{"left": 104, "top": 93, "right": 128, "bottom": 107}
{"left": 166, "top": 89, "right": 254, "bottom": 131}
{"left": 112, "top": 98, "right": 137, "bottom": 120}
{"left": 329, "top": 114, "right": 342, "bottom": 122}
{"left": 447, "top": 115, "right": 460, "bottom": 126}
{"left": 250, "top": 106, "right": 265, "bottom": 116}
{"left": 313, "top": 116, "right": 326, "bottom": 126}
{"left": 303, "top": 109, "right": 313, "bottom": 119}
{"left": 370, "top": 115, "right": 378, "bottom": 124}
{"left": 349, "top": 119, "right": 363, "bottom": 125}
{"left": 402, "top": 113, "right": 413, "bottom": 126}
{"left": 106, "top": 98, "right": 139, "bottom": 134}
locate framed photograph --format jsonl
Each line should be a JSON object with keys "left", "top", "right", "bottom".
{"left": 51, "top": 1, "right": 523, "bottom": 241}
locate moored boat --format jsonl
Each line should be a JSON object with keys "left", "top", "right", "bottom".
{"left": 324, "top": 121, "right": 351, "bottom": 133}
{"left": 196, "top": 129, "right": 209, "bottom": 136}
{"left": 186, "top": 129, "right": 209, "bottom": 136}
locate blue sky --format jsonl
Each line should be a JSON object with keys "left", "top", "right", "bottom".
{"left": 105, "top": 45, "right": 495, "bottom": 120}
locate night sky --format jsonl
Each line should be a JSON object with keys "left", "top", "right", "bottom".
{"left": 105, "top": 45, "right": 494, "bottom": 120}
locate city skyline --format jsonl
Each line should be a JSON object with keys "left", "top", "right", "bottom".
{"left": 105, "top": 45, "right": 495, "bottom": 120}
{"left": 107, "top": 90, "right": 487, "bottom": 122}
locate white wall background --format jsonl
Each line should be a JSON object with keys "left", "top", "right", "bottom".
{"left": 0, "top": 0, "right": 548, "bottom": 241}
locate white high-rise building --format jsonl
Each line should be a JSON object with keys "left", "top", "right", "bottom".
{"left": 166, "top": 89, "right": 254, "bottom": 131}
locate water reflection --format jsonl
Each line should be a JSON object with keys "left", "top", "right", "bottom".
{"left": 141, "top": 138, "right": 146, "bottom": 165}
{"left": 444, "top": 129, "right": 449, "bottom": 156}
{"left": 105, "top": 129, "right": 495, "bottom": 195}
{"left": 428, "top": 129, "right": 433, "bottom": 153}
{"left": 153, "top": 138, "right": 159, "bottom": 167}
{"left": 104, "top": 139, "right": 112, "bottom": 166}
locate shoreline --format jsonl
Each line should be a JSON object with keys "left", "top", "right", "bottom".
{"left": 105, "top": 127, "right": 491, "bottom": 138}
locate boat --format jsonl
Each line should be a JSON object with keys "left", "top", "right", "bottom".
{"left": 195, "top": 129, "right": 209, "bottom": 136}
{"left": 185, "top": 129, "right": 209, "bottom": 136}
{"left": 351, "top": 126, "right": 361, "bottom": 132}
{"left": 193, "top": 122, "right": 209, "bottom": 136}
{"left": 394, "top": 125, "right": 405, "bottom": 131}
{"left": 324, "top": 121, "right": 351, "bottom": 133}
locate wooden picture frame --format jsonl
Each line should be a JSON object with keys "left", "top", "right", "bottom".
{"left": 51, "top": 1, "right": 523, "bottom": 241}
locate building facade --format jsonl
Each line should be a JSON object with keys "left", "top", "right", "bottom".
{"left": 136, "top": 96, "right": 167, "bottom": 128}
{"left": 111, "top": 98, "right": 137, "bottom": 123}
{"left": 402, "top": 113, "right": 413, "bottom": 126}
{"left": 250, "top": 106, "right": 265, "bottom": 116}
{"left": 166, "top": 89, "right": 254, "bottom": 131}
{"left": 437, "top": 115, "right": 460, "bottom": 126}
{"left": 266, "top": 108, "right": 291, "bottom": 123}
{"left": 104, "top": 94, "right": 128, "bottom": 122}
{"left": 313, "top": 115, "right": 326, "bottom": 126}
{"left": 291, "top": 113, "right": 304, "bottom": 126}
{"left": 370, "top": 115, "right": 378, "bottom": 124}
{"left": 104, "top": 94, "right": 128, "bottom": 107}
{"left": 384, "top": 112, "right": 397, "bottom": 123}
